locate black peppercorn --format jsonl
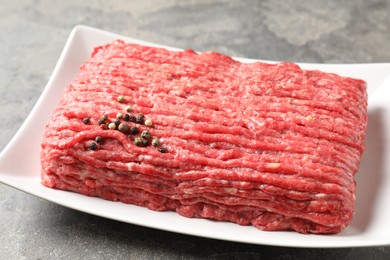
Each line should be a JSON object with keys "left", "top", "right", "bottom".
{"left": 136, "top": 114, "right": 145, "bottom": 124}
{"left": 114, "top": 119, "right": 121, "bottom": 126}
{"left": 129, "top": 126, "right": 139, "bottom": 135}
{"left": 129, "top": 115, "right": 136, "bottom": 122}
{"left": 82, "top": 117, "right": 90, "bottom": 124}
{"left": 89, "top": 142, "right": 98, "bottom": 150}
{"left": 95, "top": 136, "right": 103, "bottom": 143}
{"left": 141, "top": 139, "right": 149, "bottom": 147}
{"left": 123, "top": 113, "right": 130, "bottom": 121}
{"left": 141, "top": 130, "right": 151, "bottom": 139}
{"left": 97, "top": 118, "right": 106, "bottom": 125}
{"left": 158, "top": 147, "right": 167, "bottom": 153}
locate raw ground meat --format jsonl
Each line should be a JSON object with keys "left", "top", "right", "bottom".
{"left": 41, "top": 40, "right": 368, "bottom": 234}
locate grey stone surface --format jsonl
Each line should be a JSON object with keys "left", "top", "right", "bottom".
{"left": 0, "top": 0, "right": 389, "bottom": 259}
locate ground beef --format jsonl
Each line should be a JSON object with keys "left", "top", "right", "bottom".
{"left": 40, "top": 40, "right": 368, "bottom": 234}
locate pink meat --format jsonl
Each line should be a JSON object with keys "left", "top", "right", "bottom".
{"left": 41, "top": 40, "right": 367, "bottom": 234}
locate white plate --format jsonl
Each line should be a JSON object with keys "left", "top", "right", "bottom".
{"left": 1, "top": 25, "right": 390, "bottom": 248}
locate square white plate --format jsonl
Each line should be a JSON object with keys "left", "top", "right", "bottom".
{"left": 1, "top": 25, "right": 390, "bottom": 248}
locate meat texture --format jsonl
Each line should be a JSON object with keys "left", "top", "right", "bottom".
{"left": 41, "top": 40, "right": 368, "bottom": 234}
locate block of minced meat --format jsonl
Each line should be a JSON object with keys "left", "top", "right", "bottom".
{"left": 40, "top": 40, "right": 368, "bottom": 234}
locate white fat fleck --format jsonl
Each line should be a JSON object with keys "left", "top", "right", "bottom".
{"left": 183, "top": 189, "right": 192, "bottom": 194}
{"left": 138, "top": 155, "right": 153, "bottom": 161}
{"left": 305, "top": 115, "right": 313, "bottom": 121}
{"left": 80, "top": 170, "right": 90, "bottom": 179}
{"left": 107, "top": 171, "right": 115, "bottom": 178}
{"left": 330, "top": 93, "right": 343, "bottom": 100}
{"left": 246, "top": 117, "right": 265, "bottom": 131}
{"left": 127, "top": 163, "right": 136, "bottom": 172}
{"left": 301, "top": 154, "right": 309, "bottom": 161}
{"left": 224, "top": 188, "right": 238, "bottom": 194}
{"left": 316, "top": 193, "right": 327, "bottom": 198}
{"left": 204, "top": 178, "right": 213, "bottom": 185}
{"left": 266, "top": 162, "right": 281, "bottom": 169}
{"left": 239, "top": 182, "right": 247, "bottom": 188}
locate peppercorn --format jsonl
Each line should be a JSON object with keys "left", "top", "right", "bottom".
{"left": 134, "top": 137, "right": 142, "bottom": 146}
{"left": 116, "top": 113, "right": 123, "bottom": 119}
{"left": 141, "top": 130, "right": 151, "bottom": 139}
{"left": 136, "top": 114, "right": 145, "bottom": 124}
{"left": 144, "top": 119, "right": 153, "bottom": 127}
{"left": 129, "top": 126, "right": 139, "bottom": 135}
{"left": 129, "top": 115, "right": 136, "bottom": 122}
{"left": 114, "top": 119, "right": 121, "bottom": 126}
{"left": 98, "top": 115, "right": 108, "bottom": 125}
{"left": 95, "top": 136, "right": 103, "bottom": 143}
{"left": 141, "top": 139, "right": 149, "bottom": 147}
{"left": 152, "top": 138, "right": 160, "bottom": 147}
{"left": 89, "top": 142, "right": 98, "bottom": 150}
{"left": 118, "top": 123, "right": 129, "bottom": 133}
{"left": 97, "top": 118, "right": 106, "bottom": 125}
{"left": 123, "top": 113, "right": 130, "bottom": 121}
{"left": 117, "top": 95, "right": 125, "bottom": 103}
{"left": 124, "top": 105, "right": 132, "bottom": 112}
{"left": 82, "top": 117, "right": 90, "bottom": 124}
{"left": 108, "top": 122, "right": 116, "bottom": 130}
{"left": 158, "top": 147, "right": 167, "bottom": 153}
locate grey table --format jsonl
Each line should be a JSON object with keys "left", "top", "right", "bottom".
{"left": 1, "top": 1, "right": 389, "bottom": 259}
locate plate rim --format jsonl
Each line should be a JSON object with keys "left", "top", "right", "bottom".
{"left": 0, "top": 24, "right": 389, "bottom": 248}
